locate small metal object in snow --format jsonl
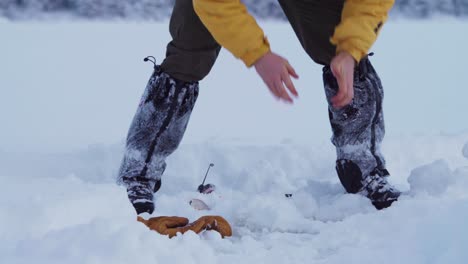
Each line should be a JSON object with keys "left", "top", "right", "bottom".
{"left": 198, "top": 163, "right": 216, "bottom": 194}
{"left": 189, "top": 199, "right": 211, "bottom": 210}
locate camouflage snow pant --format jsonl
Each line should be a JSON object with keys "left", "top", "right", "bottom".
{"left": 117, "top": 0, "right": 214, "bottom": 191}
{"left": 323, "top": 57, "right": 389, "bottom": 193}
{"left": 117, "top": 67, "right": 199, "bottom": 191}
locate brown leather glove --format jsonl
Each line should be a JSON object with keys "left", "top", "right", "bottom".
{"left": 137, "top": 215, "right": 232, "bottom": 238}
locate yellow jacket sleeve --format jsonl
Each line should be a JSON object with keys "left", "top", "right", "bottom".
{"left": 193, "top": 0, "right": 270, "bottom": 67}
{"left": 331, "top": 0, "right": 395, "bottom": 63}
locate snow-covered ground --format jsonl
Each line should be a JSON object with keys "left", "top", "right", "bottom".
{"left": 1, "top": 20, "right": 468, "bottom": 263}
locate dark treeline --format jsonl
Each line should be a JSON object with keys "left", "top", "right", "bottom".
{"left": 1, "top": 0, "right": 468, "bottom": 19}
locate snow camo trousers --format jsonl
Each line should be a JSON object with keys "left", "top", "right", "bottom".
{"left": 323, "top": 58, "right": 390, "bottom": 194}
{"left": 117, "top": 67, "right": 199, "bottom": 191}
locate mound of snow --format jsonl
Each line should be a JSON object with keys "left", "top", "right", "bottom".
{"left": 407, "top": 159, "right": 454, "bottom": 196}
{"left": 407, "top": 151, "right": 468, "bottom": 199}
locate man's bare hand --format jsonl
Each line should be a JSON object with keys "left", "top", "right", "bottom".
{"left": 330, "top": 51, "right": 356, "bottom": 109}
{"left": 254, "top": 51, "right": 299, "bottom": 103}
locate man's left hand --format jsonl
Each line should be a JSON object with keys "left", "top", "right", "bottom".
{"left": 330, "top": 51, "right": 356, "bottom": 109}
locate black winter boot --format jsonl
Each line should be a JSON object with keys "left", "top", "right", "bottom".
{"left": 126, "top": 178, "right": 162, "bottom": 215}
{"left": 323, "top": 56, "right": 400, "bottom": 209}
{"left": 360, "top": 174, "right": 400, "bottom": 210}
{"left": 117, "top": 61, "right": 199, "bottom": 215}
{"left": 127, "top": 180, "right": 156, "bottom": 215}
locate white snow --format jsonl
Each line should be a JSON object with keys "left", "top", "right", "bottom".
{"left": 1, "top": 19, "right": 468, "bottom": 263}
{"left": 408, "top": 159, "right": 456, "bottom": 196}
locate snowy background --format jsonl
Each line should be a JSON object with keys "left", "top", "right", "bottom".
{"left": 2, "top": 0, "right": 468, "bottom": 19}
{"left": 1, "top": 7, "right": 468, "bottom": 264}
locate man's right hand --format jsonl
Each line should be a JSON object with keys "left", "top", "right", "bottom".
{"left": 254, "top": 51, "right": 299, "bottom": 103}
